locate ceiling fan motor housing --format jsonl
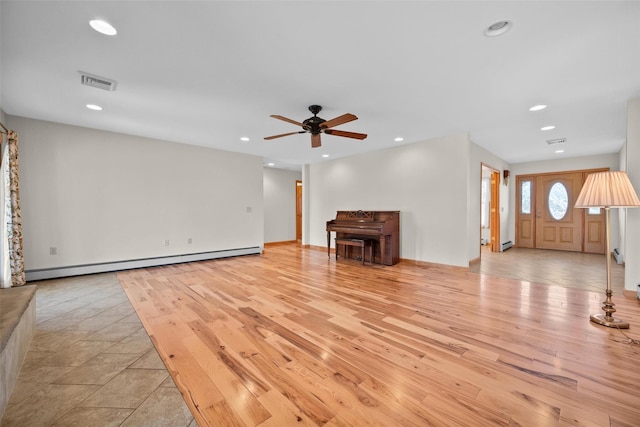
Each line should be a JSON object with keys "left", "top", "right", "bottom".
{"left": 303, "top": 116, "right": 326, "bottom": 134}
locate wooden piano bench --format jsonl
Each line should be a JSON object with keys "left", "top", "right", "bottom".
{"left": 335, "top": 238, "right": 373, "bottom": 265}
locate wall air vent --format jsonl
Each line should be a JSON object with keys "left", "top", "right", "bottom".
{"left": 79, "top": 71, "right": 117, "bottom": 91}
{"left": 546, "top": 138, "right": 566, "bottom": 145}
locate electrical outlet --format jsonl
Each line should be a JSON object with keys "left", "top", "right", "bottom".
{"left": 164, "top": 240, "right": 170, "bottom": 246}
{"left": 188, "top": 238, "right": 192, "bottom": 244}
{"left": 246, "top": 206, "right": 252, "bottom": 213}
{"left": 49, "top": 247, "right": 57, "bottom": 255}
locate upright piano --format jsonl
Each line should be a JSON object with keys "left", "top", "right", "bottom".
{"left": 326, "top": 210, "right": 400, "bottom": 265}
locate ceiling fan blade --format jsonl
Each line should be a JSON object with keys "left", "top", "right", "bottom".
{"left": 324, "top": 129, "right": 368, "bottom": 140}
{"left": 319, "top": 113, "right": 358, "bottom": 129}
{"left": 270, "top": 115, "right": 306, "bottom": 128}
{"left": 311, "top": 133, "right": 322, "bottom": 148}
{"left": 264, "top": 131, "right": 306, "bottom": 140}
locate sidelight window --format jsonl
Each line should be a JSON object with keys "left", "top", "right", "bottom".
{"left": 481, "top": 178, "right": 489, "bottom": 228}
{"left": 521, "top": 181, "right": 531, "bottom": 214}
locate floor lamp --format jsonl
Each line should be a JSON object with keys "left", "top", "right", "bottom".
{"left": 575, "top": 171, "right": 640, "bottom": 329}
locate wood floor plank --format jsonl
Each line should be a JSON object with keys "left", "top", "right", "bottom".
{"left": 257, "top": 389, "right": 318, "bottom": 427}
{"left": 182, "top": 334, "right": 272, "bottom": 427}
{"left": 142, "top": 320, "right": 226, "bottom": 426}
{"left": 118, "top": 244, "right": 640, "bottom": 426}
{"left": 421, "top": 390, "right": 512, "bottom": 426}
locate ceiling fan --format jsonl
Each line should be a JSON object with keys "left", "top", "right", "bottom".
{"left": 264, "top": 105, "right": 367, "bottom": 148}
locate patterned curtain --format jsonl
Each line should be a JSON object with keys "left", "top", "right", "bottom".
{"left": 7, "top": 131, "right": 25, "bottom": 286}
{"left": 0, "top": 136, "right": 9, "bottom": 288}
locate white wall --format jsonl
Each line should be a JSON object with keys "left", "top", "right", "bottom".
{"left": 509, "top": 153, "right": 620, "bottom": 248}
{"left": 618, "top": 144, "right": 627, "bottom": 263}
{"left": 263, "top": 167, "right": 301, "bottom": 243}
{"left": 511, "top": 153, "right": 619, "bottom": 176}
{"left": 302, "top": 164, "right": 311, "bottom": 246}
{"left": 10, "top": 116, "right": 264, "bottom": 271}
{"left": 0, "top": 2, "right": 3, "bottom": 109}
{"left": 308, "top": 133, "right": 471, "bottom": 267}
{"left": 625, "top": 97, "right": 640, "bottom": 292}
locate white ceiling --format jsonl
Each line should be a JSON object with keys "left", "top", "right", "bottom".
{"left": 2, "top": 1, "right": 639, "bottom": 171}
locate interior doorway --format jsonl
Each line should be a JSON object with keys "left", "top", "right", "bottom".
{"left": 296, "top": 180, "right": 302, "bottom": 242}
{"left": 490, "top": 169, "right": 501, "bottom": 252}
{"left": 481, "top": 164, "right": 501, "bottom": 254}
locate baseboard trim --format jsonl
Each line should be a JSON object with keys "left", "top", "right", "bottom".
{"left": 300, "top": 245, "right": 465, "bottom": 269}
{"left": 468, "top": 256, "right": 481, "bottom": 266}
{"left": 25, "top": 246, "right": 262, "bottom": 281}
{"left": 264, "top": 240, "right": 297, "bottom": 247}
{"left": 399, "top": 258, "right": 468, "bottom": 271}
{"left": 305, "top": 244, "right": 330, "bottom": 253}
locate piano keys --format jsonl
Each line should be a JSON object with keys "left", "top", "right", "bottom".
{"left": 326, "top": 210, "right": 400, "bottom": 265}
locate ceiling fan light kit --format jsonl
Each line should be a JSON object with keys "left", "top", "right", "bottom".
{"left": 265, "top": 105, "right": 367, "bottom": 148}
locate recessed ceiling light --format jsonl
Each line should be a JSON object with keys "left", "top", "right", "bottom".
{"left": 529, "top": 104, "right": 547, "bottom": 112}
{"left": 541, "top": 125, "right": 556, "bottom": 131}
{"left": 267, "top": 162, "right": 275, "bottom": 166}
{"left": 555, "top": 149, "right": 565, "bottom": 154}
{"left": 89, "top": 19, "right": 117, "bottom": 36}
{"left": 394, "top": 137, "right": 404, "bottom": 142}
{"left": 86, "top": 104, "right": 103, "bottom": 111}
{"left": 484, "top": 20, "right": 513, "bottom": 37}
{"left": 322, "top": 154, "right": 330, "bottom": 158}
{"left": 240, "top": 137, "right": 250, "bottom": 142}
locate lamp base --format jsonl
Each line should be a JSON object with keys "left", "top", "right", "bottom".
{"left": 590, "top": 313, "right": 629, "bottom": 329}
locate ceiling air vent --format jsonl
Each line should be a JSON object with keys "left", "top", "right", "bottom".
{"left": 546, "top": 138, "right": 566, "bottom": 145}
{"left": 79, "top": 71, "right": 117, "bottom": 91}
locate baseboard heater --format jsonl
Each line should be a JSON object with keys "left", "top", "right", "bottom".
{"left": 613, "top": 248, "right": 623, "bottom": 264}
{"left": 501, "top": 241, "right": 513, "bottom": 251}
{"left": 25, "top": 246, "right": 262, "bottom": 281}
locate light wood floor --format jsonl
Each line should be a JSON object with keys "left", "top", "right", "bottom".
{"left": 470, "top": 245, "right": 626, "bottom": 295}
{"left": 118, "top": 244, "right": 640, "bottom": 426}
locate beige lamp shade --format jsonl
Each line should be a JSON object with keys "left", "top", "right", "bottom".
{"left": 575, "top": 171, "right": 640, "bottom": 208}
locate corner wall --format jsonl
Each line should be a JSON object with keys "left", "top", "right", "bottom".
{"left": 10, "top": 116, "right": 264, "bottom": 275}
{"left": 0, "top": 1, "right": 3, "bottom": 110}
{"left": 618, "top": 144, "right": 627, "bottom": 264}
{"left": 625, "top": 97, "right": 640, "bottom": 292}
{"left": 469, "top": 142, "right": 511, "bottom": 261}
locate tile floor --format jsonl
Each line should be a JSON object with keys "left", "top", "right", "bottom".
{"left": 1, "top": 273, "right": 196, "bottom": 426}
